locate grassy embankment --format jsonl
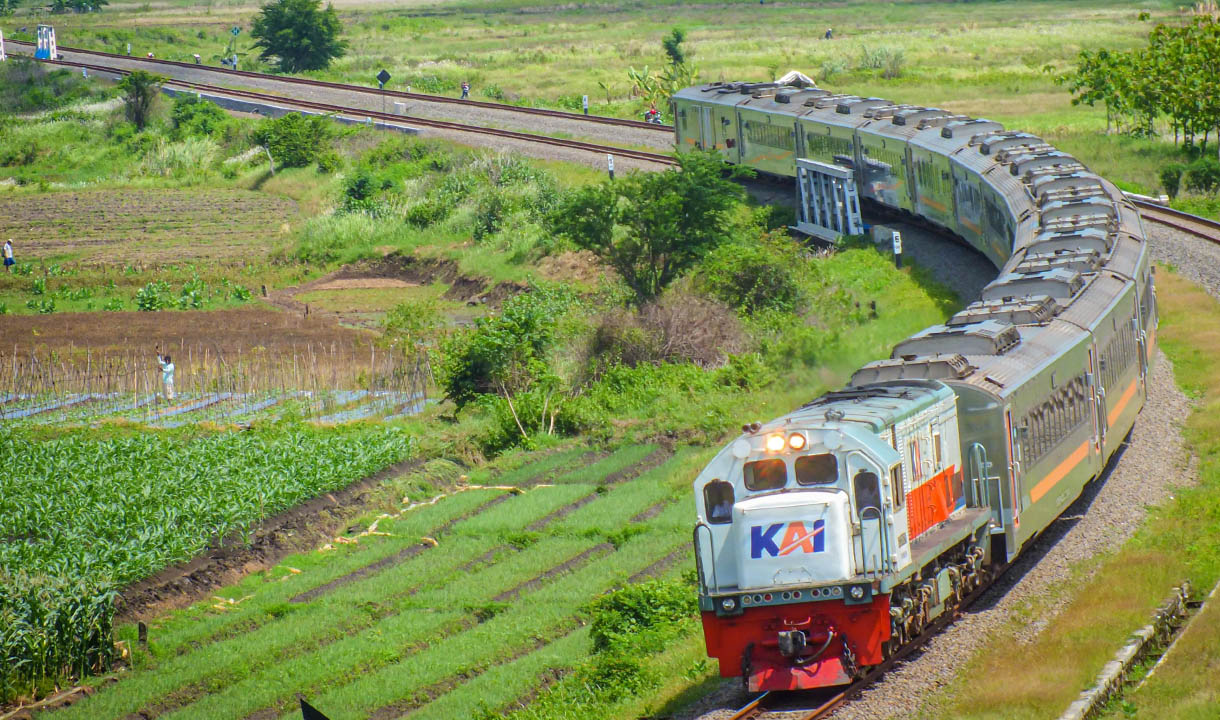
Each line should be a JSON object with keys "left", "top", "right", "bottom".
{"left": 16, "top": 0, "right": 1220, "bottom": 207}
{"left": 914, "top": 269, "right": 1220, "bottom": 720}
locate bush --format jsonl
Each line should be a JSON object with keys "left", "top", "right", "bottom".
{"left": 292, "top": 213, "right": 404, "bottom": 265}
{"left": 170, "top": 94, "right": 230, "bottom": 139}
{"left": 1183, "top": 157, "right": 1220, "bottom": 194}
{"left": 698, "top": 232, "right": 809, "bottom": 314}
{"left": 1160, "top": 163, "right": 1186, "bottom": 199}
{"left": 141, "top": 136, "right": 220, "bottom": 177}
{"left": 253, "top": 112, "right": 333, "bottom": 169}
{"left": 588, "top": 290, "right": 744, "bottom": 373}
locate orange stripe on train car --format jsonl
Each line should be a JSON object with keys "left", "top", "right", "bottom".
{"left": 1107, "top": 378, "right": 1139, "bottom": 428}
{"left": 1029, "top": 441, "right": 1090, "bottom": 504}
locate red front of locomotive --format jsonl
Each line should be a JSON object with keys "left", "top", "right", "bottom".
{"left": 700, "top": 590, "right": 889, "bottom": 691}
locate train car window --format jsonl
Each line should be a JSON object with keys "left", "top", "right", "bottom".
{"left": 853, "top": 470, "right": 882, "bottom": 516}
{"left": 890, "top": 465, "right": 904, "bottom": 508}
{"left": 932, "top": 432, "right": 943, "bottom": 468}
{"left": 908, "top": 439, "right": 923, "bottom": 483}
{"left": 795, "top": 453, "right": 838, "bottom": 485}
{"left": 703, "top": 480, "right": 735, "bottom": 524}
{"left": 744, "top": 459, "right": 787, "bottom": 491}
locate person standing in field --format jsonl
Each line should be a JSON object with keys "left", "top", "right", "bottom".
{"left": 3, "top": 239, "right": 13, "bottom": 272}
{"left": 461, "top": 81, "right": 470, "bottom": 99}
{"left": 155, "top": 347, "right": 176, "bottom": 401}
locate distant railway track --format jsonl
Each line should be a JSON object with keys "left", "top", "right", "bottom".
{"left": 30, "top": 56, "right": 677, "bottom": 167}
{"left": 725, "top": 561, "right": 1012, "bottom": 720}
{"left": 6, "top": 38, "right": 675, "bottom": 133}
{"left": 1128, "top": 197, "right": 1220, "bottom": 246}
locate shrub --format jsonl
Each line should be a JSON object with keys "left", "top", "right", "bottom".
{"left": 382, "top": 298, "right": 444, "bottom": 352}
{"left": 1183, "top": 157, "right": 1220, "bottom": 194}
{"left": 141, "top": 137, "right": 220, "bottom": 177}
{"left": 698, "top": 232, "right": 809, "bottom": 314}
{"left": 252, "top": 112, "right": 334, "bottom": 169}
{"left": 170, "top": 94, "right": 230, "bottom": 139}
{"left": 589, "top": 290, "right": 744, "bottom": 373}
{"left": 1160, "top": 163, "right": 1186, "bottom": 199}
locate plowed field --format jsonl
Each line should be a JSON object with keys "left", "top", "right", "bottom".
{"left": 0, "top": 188, "right": 298, "bottom": 264}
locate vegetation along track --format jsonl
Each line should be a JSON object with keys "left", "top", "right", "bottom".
{"left": 32, "top": 55, "right": 676, "bottom": 168}
{"left": 6, "top": 39, "right": 674, "bottom": 132}
{"left": 725, "top": 562, "right": 1012, "bottom": 720}
{"left": 1129, "top": 198, "right": 1220, "bottom": 246}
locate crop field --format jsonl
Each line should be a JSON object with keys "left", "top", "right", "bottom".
{"left": 37, "top": 442, "right": 709, "bottom": 720}
{"left": 0, "top": 189, "right": 299, "bottom": 265}
{"left": 0, "top": 423, "right": 416, "bottom": 702}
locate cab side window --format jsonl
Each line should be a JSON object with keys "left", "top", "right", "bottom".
{"left": 853, "top": 470, "right": 882, "bottom": 516}
{"left": 703, "top": 480, "right": 735, "bottom": 524}
{"left": 744, "top": 459, "right": 786, "bottom": 491}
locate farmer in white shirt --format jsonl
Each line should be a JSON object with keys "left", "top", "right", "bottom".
{"left": 155, "top": 346, "right": 176, "bottom": 400}
{"left": 3, "top": 239, "right": 13, "bottom": 272}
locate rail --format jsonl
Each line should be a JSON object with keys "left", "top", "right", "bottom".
{"left": 5, "top": 38, "right": 675, "bottom": 132}
{"left": 31, "top": 56, "right": 677, "bottom": 167}
{"left": 1125, "top": 195, "right": 1220, "bottom": 246}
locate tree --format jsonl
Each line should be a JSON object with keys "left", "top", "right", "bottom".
{"left": 662, "top": 27, "right": 687, "bottom": 67}
{"left": 117, "top": 71, "right": 165, "bottom": 130}
{"left": 551, "top": 150, "right": 753, "bottom": 305}
{"left": 250, "top": 0, "right": 347, "bottom": 73}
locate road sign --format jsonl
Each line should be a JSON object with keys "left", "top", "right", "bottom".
{"left": 231, "top": 26, "right": 241, "bottom": 36}
{"left": 376, "top": 69, "right": 391, "bottom": 87}
{"left": 892, "top": 231, "right": 903, "bottom": 269}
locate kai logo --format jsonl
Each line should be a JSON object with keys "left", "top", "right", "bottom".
{"left": 750, "top": 519, "right": 826, "bottom": 559}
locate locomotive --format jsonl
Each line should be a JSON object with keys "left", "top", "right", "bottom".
{"left": 675, "top": 80, "right": 1156, "bottom": 692}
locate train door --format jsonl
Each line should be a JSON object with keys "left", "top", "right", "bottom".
{"left": 847, "top": 452, "right": 888, "bottom": 577}
{"left": 1087, "top": 347, "right": 1106, "bottom": 451}
{"left": 1004, "top": 409, "right": 1022, "bottom": 530}
{"left": 699, "top": 107, "right": 713, "bottom": 150}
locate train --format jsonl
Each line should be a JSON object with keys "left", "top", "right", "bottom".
{"left": 674, "top": 80, "right": 1156, "bottom": 692}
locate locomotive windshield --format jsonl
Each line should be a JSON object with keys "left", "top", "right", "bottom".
{"left": 743, "top": 458, "right": 786, "bottom": 490}
{"left": 704, "top": 480, "right": 734, "bottom": 523}
{"left": 795, "top": 453, "right": 837, "bottom": 485}
{"left": 853, "top": 469, "right": 882, "bottom": 516}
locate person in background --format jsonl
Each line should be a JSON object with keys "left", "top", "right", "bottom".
{"left": 155, "top": 347, "right": 176, "bottom": 401}
{"left": 3, "top": 239, "right": 13, "bottom": 273}
{"left": 461, "top": 80, "right": 470, "bottom": 99}
{"left": 825, "top": 27, "right": 833, "bottom": 40}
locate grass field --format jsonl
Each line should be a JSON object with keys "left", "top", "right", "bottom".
{"left": 8, "top": 0, "right": 1209, "bottom": 198}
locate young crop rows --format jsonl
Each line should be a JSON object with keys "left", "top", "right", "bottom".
{"left": 0, "top": 425, "right": 415, "bottom": 701}
{"left": 41, "top": 443, "right": 701, "bottom": 719}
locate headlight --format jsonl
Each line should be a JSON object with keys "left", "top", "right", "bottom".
{"left": 721, "top": 597, "right": 737, "bottom": 611}
{"left": 788, "top": 433, "right": 807, "bottom": 450}
{"left": 849, "top": 585, "right": 866, "bottom": 600}
{"left": 766, "top": 434, "right": 785, "bottom": 452}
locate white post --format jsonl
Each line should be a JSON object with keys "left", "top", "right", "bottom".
{"left": 892, "top": 231, "right": 903, "bottom": 269}
{"left": 393, "top": 102, "right": 406, "bottom": 114}
{"left": 607, "top": 154, "right": 615, "bottom": 180}
{"left": 582, "top": 94, "right": 589, "bottom": 115}
{"left": 0, "top": 30, "right": 6, "bottom": 62}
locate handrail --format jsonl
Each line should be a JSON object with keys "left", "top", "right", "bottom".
{"left": 693, "top": 522, "right": 718, "bottom": 595}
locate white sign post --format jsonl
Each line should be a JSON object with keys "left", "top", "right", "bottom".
{"left": 582, "top": 95, "right": 589, "bottom": 115}
{"left": 607, "top": 154, "right": 615, "bottom": 180}
{"left": 0, "top": 30, "right": 6, "bottom": 62}
{"left": 892, "top": 231, "right": 903, "bottom": 269}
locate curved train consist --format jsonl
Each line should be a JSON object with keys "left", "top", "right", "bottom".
{"left": 673, "top": 81, "right": 1157, "bottom": 692}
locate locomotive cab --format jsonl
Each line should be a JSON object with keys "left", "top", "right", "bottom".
{"left": 693, "top": 380, "right": 969, "bottom": 692}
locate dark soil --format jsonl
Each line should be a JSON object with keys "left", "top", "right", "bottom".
{"left": 330, "top": 253, "right": 527, "bottom": 305}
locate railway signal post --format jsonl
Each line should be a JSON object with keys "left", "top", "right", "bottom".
{"left": 377, "top": 68, "right": 391, "bottom": 114}
{"left": 892, "top": 231, "right": 903, "bottom": 268}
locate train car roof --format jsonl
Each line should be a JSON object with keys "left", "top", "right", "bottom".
{"left": 764, "top": 379, "right": 956, "bottom": 434}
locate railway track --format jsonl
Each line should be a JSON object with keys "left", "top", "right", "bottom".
{"left": 5, "top": 38, "right": 675, "bottom": 132}
{"left": 724, "top": 562, "right": 1012, "bottom": 720}
{"left": 1129, "top": 198, "right": 1220, "bottom": 245}
{"left": 31, "top": 56, "right": 677, "bottom": 167}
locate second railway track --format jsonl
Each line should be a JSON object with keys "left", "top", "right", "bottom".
{"left": 1129, "top": 198, "right": 1220, "bottom": 245}
{"left": 31, "top": 56, "right": 677, "bottom": 167}
{"left": 6, "top": 38, "right": 675, "bottom": 133}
